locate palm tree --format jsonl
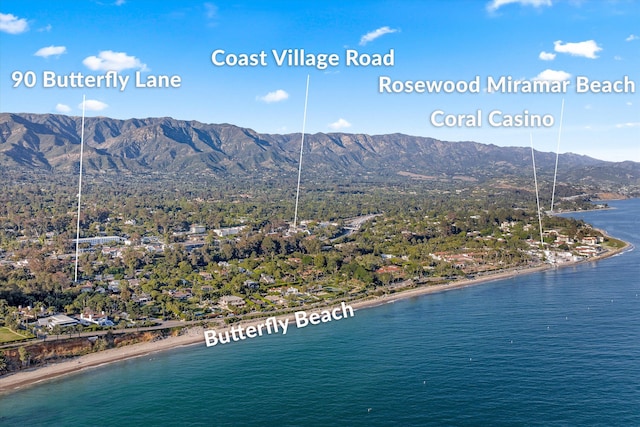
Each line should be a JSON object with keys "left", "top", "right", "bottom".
{"left": 33, "top": 301, "right": 45, "bottom": 317}
{"left": 51, "top": 324, "right": 63, "bottom": 340}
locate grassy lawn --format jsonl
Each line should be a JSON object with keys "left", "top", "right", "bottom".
{"left": 604, "top": 237, "right": 627, "bottom": 249}
{"left": 0, "top": 326, "right": 32, "bottom": 344}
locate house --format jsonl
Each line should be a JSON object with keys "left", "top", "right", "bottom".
{"left": 190, "top": 224, "right": 206, "bottom": 234}
{"left": 170, "top": 290, "right": 193, "bottom": 301}
{"left": 213, "top": 226, "right": 245, "bottom": 237}
{"left": 108, "top": 281, "right": 121, "bottom": 292}
{"left": 243, "top": 280, "right": 260, "bottom": 291}
{"left": 72, "top": 236, "right": 126, "bottom": 246}
{"left": 285, "top": 287, "right": 300, "bottom": 296}
{"left": 260, "top": 274, "right": 275, "bottom": 284}
{"left": 581, "top": 236, "right": 599, "bottom": 245}
{"left": 218, "top": 295, "right": 246, "bottom": 309}
{"left": 575, "top": 246, "right": 598, "bottom": 257}
{"left": 144, "top": 243, "right": 166, "bottom": 253}
{"left": 133, "top": 293, "right": 152, "bottom": 304}
{"left": 199, "top": 272, "right": 213, "bottom": 280}
{"left": 544, "top": 250, "right": 579, "bottom": 264}
{"left": 102, "top": 247, "right": 123, "bottom": 258}
{"left": 500, "top": 221, "right": 516, "bottom": 232}
{"left": 80, "top": 310, "right": 115, "bottom": 327}
{"left": 555, "top": 234, "right": 572, "bottom": 244}
{"left": 37, "top": 314, "right": 79, "bottom": 329}
{"left": 376, "top": 265, "right": 402, "bottom": 274}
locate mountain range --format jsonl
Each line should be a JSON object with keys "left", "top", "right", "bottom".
{"left": 1, "top": 112, "right": 638, "bottom": 190}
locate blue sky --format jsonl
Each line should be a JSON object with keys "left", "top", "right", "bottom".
{"left": 1, "top": 0, "right": 638, "bottom": 162}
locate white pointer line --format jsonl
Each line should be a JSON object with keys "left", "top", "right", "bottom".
{"left": 530, "top": 133, "right": 544, "bottom": 250}
{"left": 293, "top": 75, "right": 310, "bottom": 231}
{"left": 550, "top": 98, "right": 565, "bottom": 212}
{"left": 74, "top": 95, "right": 86, "bottom": 282}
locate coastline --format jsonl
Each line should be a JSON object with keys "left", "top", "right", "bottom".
{"left": 552, "top": 206, "right": 616, "bottom": 215}
{"left": 0, "top": 237, "right": 630, "bottom": 396}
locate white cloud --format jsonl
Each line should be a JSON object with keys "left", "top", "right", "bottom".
{"left": 115, "top": 0, "right": 126, "bottom": 5}
{"left": 553, "top": 39, "right": 602, "bottom": 59}
{"left": 257, "top": 89, "right": 289, "bottom": 103}
{"left": 615, "top": 122, "right": 640, "bottom": 128}
{"left": 539, "top": 51, "right": 556, "bottom": 61}
{"left": 328, "top": 118, "right": 352, "bottom": 130}
{"left": 37, "top": 24, "right": 52, "bottom": 32}
{"left": 55, "top": 104, "right": 72, "bottom": 113}
{"left": 204, "top": 2, "right": 218, "bottom": 19}
{"left": 625, "top": 34, "right": 638, "bottom": 42}
{"left": 487, "top": 0, "right": 552, "bottom": 12}
{"left": 83, "top": 50, "right": 148, "bottom": 71}
{"left": 359, "top": 26, "right": 398, "bottom": 46}
{"left": 34, "top": 45, "right": 67, "bottom": 58}
{"left": 0, "top": 12, "right": 29, "bottom": 34}
{"left": 533, "top": 69, "right": 571, "bottom": 81}
{"left": 79, "top": 99, "right": 108, "bottom": 111}
{"left": 614, "top": 55, "right": 622, "bottom": 61}
{"left": 626, "top": 102, "right": 633, "bottom": 106}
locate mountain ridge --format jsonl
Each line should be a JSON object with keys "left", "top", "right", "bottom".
{"left": 1, "top": 112, "right": 637, "bottom": 190}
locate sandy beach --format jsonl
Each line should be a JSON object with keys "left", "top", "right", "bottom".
{"left": 0, "top": 239, "right": 630, "bottom": 396}
{"left": 0, "top": 328, "right": 204, "bottom": 395}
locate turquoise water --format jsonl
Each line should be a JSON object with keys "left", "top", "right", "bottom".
{"left": 1, "top": 200, "right": 638, "bottom": 426}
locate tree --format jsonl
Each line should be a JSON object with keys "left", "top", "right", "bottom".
{"left": 7, "top": 315, "right": 21, "bottom": 333}
{"left": 260, "top": 235, "right": 277, "bottom": 258}
{"left": 314, "top": 254, "right": 327, "bottom": 269}
{"left": 123, "top": 248, "right": 143, "bottom": 273}
{"left": 94, "top": 337, "right": 108, "bottom": 351}
{"left": 0, "top": 299, "right": 8, "bottom": 325}
{"left": 300, "top": 237, "right": 321, "bottom": 254}
{"left": 18, "top": 346, "right": 30, "bottom": 368}
{"left": 377, "top": 272, "right": 393, "bottom": 287}
{"left": 0, "top": 350, "right": 7, "bottom": 373}
{"left": 50, "top": 324, "right": 63, "bottom": 339}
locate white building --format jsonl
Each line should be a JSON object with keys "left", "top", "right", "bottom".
{"left": 72, "top": 236, "right": 127, "bottom": 246}
{"left": 213, "top": 226, "right": 246, "bottom": 237}
{"left": 37, "top": 314, "right": 79, "bottom": 329}
{"left": 190, "top": 224, "right": 206, "bottom": 234}
{"left": 218, "top": 295, "right": 246, "bottom": 309}
{"left": 80, "top": 310, "right": 115, "bottom": 327}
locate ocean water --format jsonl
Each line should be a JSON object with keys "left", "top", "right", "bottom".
{"left": 0, "top": 199, "right": 638, "bottom": 426}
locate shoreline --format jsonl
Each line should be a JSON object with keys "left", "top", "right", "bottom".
{"left": 552, "top": 206, "right": 616, "bottom": 215}
{"left": 0, "top": 237, "right": 630, "bottom": 396}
